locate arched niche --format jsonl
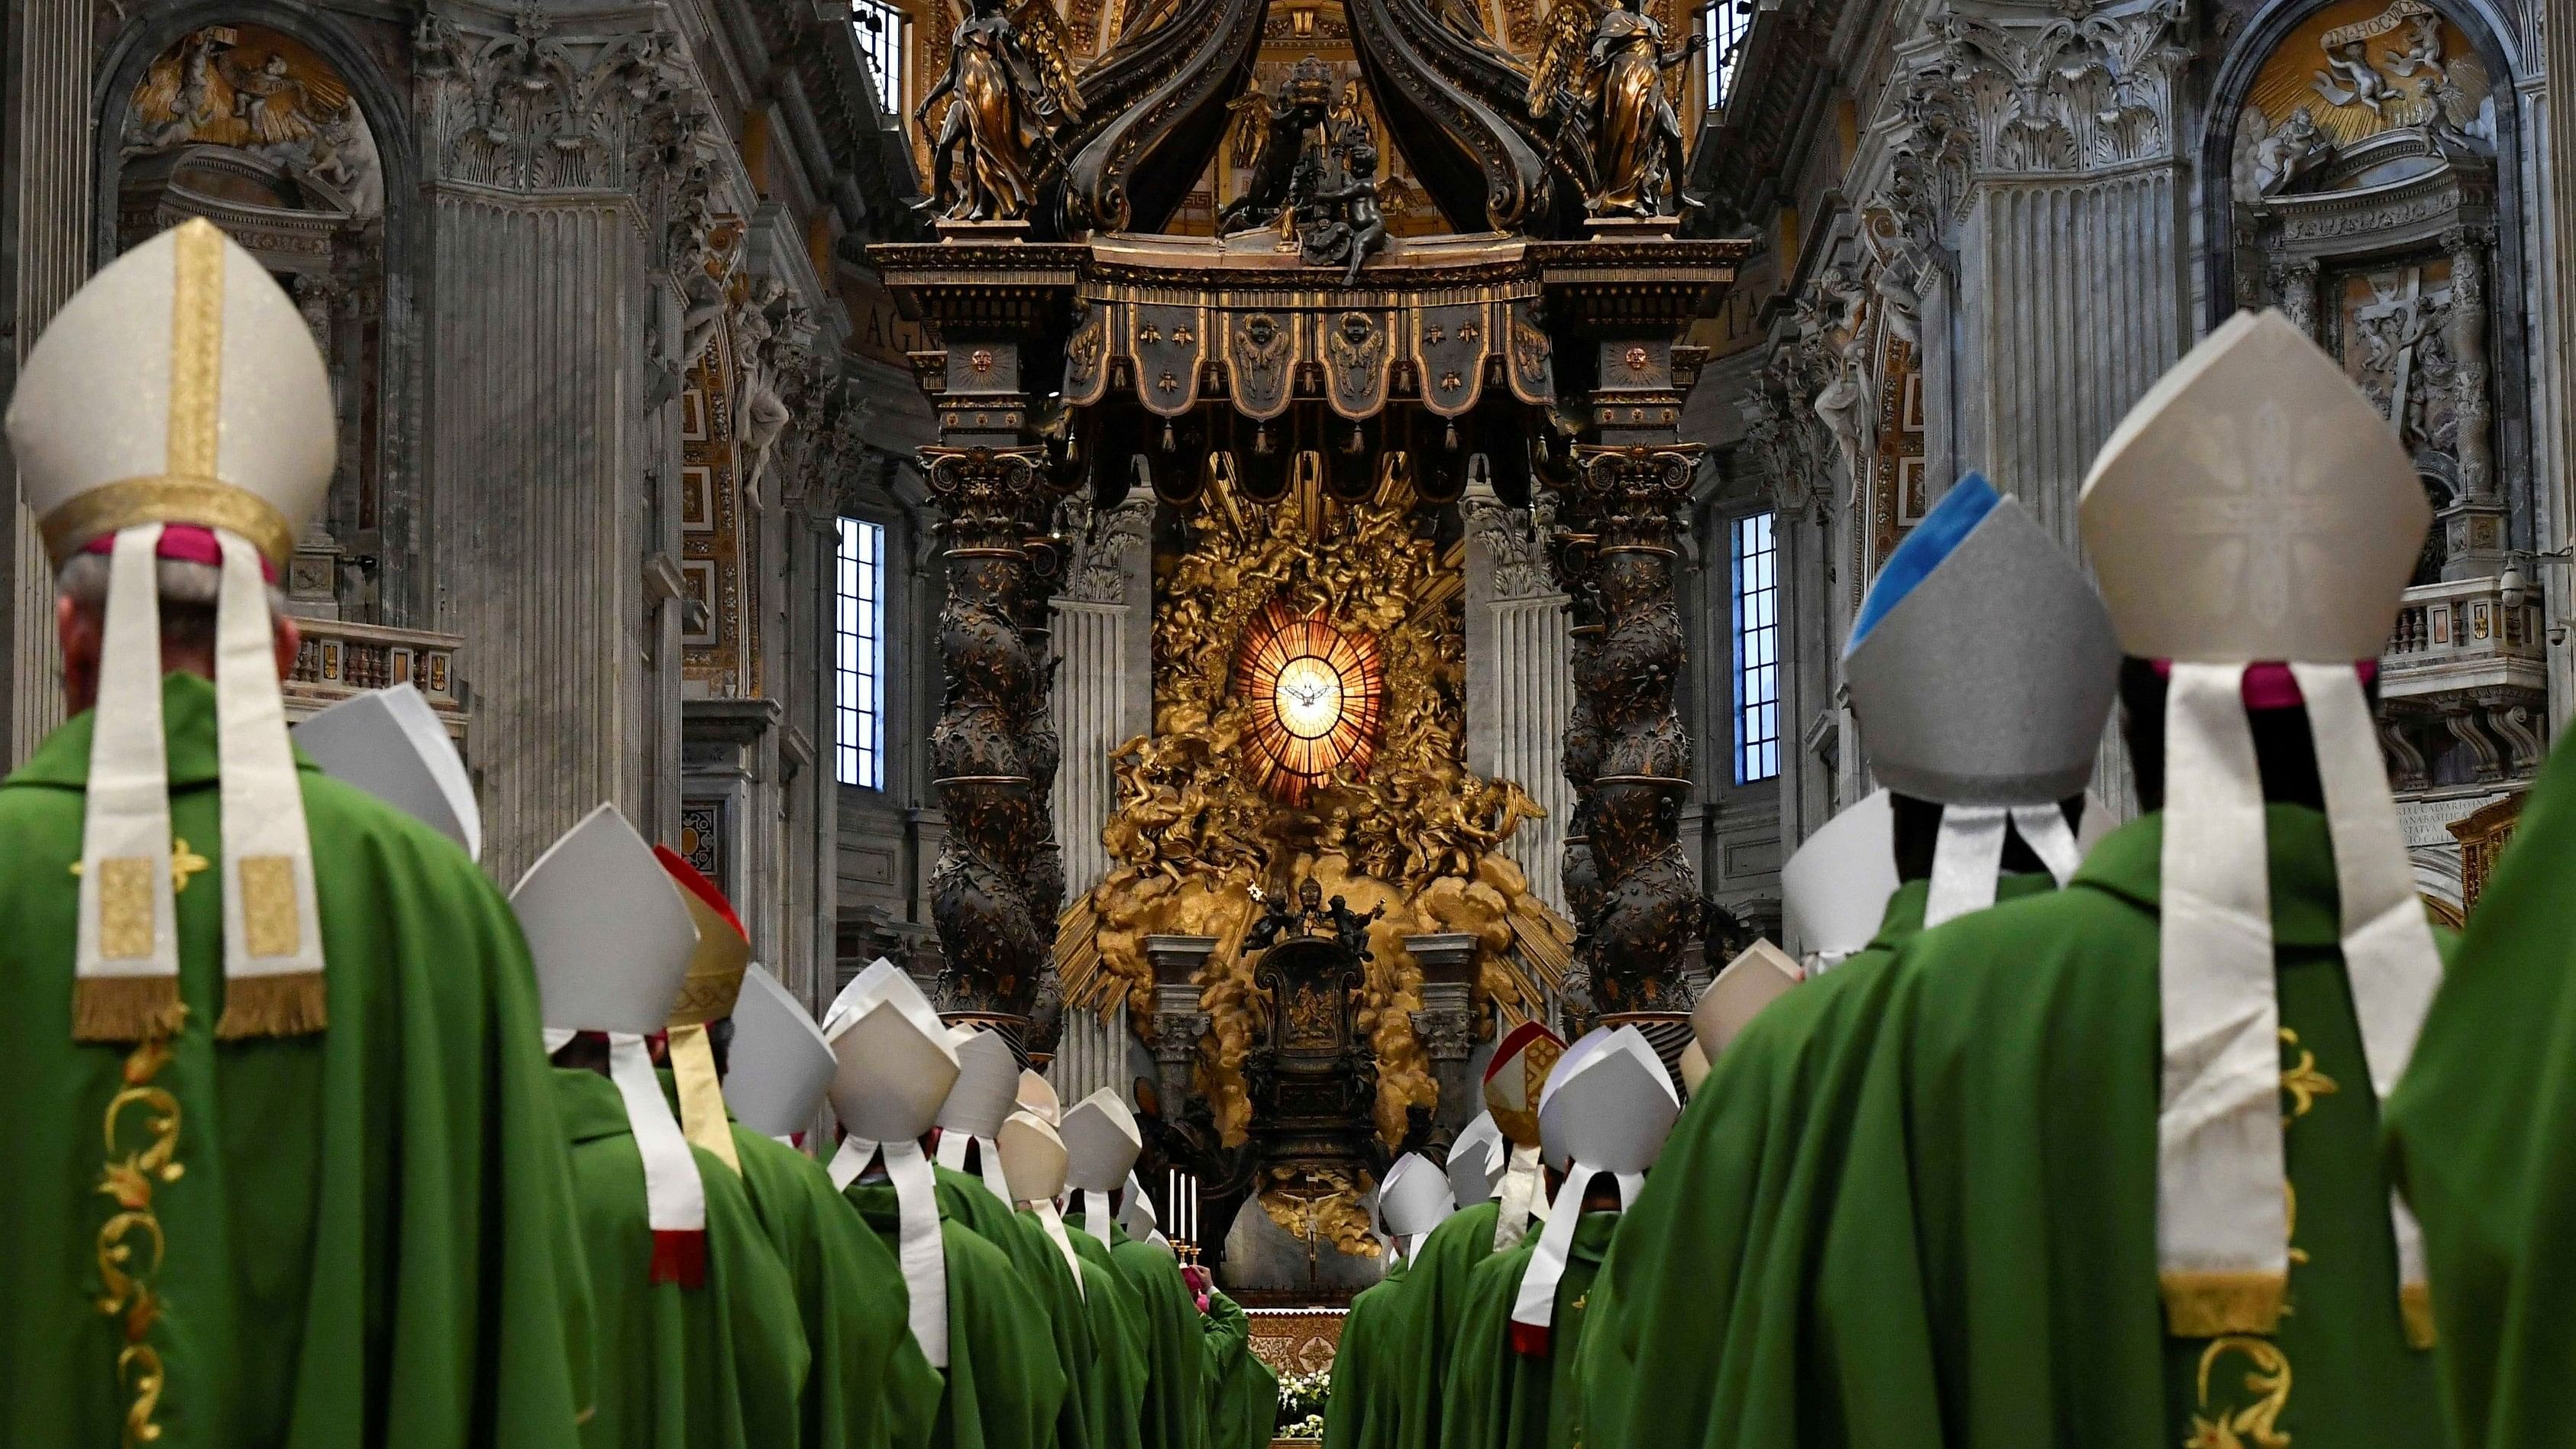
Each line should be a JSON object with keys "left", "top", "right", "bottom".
{"left": 2199, "top": 0, "right": 2536, "bottom": 579}
{"left": 92, "top": 5, "right": 420, "bottom": 626}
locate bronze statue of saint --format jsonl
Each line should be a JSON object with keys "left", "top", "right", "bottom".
{"left": 915, "top": 0, "right": 1082, "bottom": 222}
{"left": 1530, "top": 0, "right": 1706, "bottom": 218}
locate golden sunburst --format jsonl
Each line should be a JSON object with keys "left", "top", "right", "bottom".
{"left": 1236, "top": 600, "right": 1385, "bottom": 804}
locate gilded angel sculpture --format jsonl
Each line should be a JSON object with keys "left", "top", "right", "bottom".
{"left": 1530, "top": 0, "right": 1706, "bottom": 218}
{"left": 916, "top": 0, "right": 1084, "bottom": 222}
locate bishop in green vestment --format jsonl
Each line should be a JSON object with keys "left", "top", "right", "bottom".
{"left": 1438, "top": 1211, "right": 1618, "bottom": 1449}
{"left": 933, "top": 1158, "right": 1111, "bottom": 1449}
{"left": 0, "top": 222, "right": 595, "bottom": 1448}
{"left": 1385, "top": 1202, "right": 1498, "bottom": 1449}
{"left": 1201, "top": 1286, "right": 1277, "bottom": 1449}
{"left": 557, "top": 1066, "right": 808, "bottom": 1447}
{"left": 1325, "top": 1255, "right": 1414, "bottom": 1449}
{"left": 0, "top": 677, "right": 597, "bottom": 1447}
{"left": 842, "top": 1170, "right": 1068, "bottom": 1449}
{"left": 2386, "top": 728, "right": 2576, "bottom": 1449}
{"left": 1067, "top": 1206, "right": 1208, "bottom": 1449}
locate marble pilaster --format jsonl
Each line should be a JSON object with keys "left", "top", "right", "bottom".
{"left": 1052, "top": 477, "right": 1155, "bottom": 901}
{"left": 1, "top": 0, "right": 90, "bottom": 764}
{"left": 1461, "top": 474, "right": 1573, "bottom": 915}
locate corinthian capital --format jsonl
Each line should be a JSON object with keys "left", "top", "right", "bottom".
{"left": 1924, "top": 0, "right": 2190, "bottom": 173}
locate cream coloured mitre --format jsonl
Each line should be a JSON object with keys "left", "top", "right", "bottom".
{"left": 1118, "top": 1172, "right": 1161, "bottom": 1240}
{"left": 724, "top": 964, "right": 836, "bottom": 1139}
{"left": 515, "top": 804, "right": 700, "bottom": 1036}
{"left": 822, "top": 956, "right": 911, "bottom": 1038}
{"left": 1062, "top": 1088, "right": 1146, "bottom": 1192}
{"left": 937, "top": 1026, "right": 1022, "bottom": 1139}
{"left": 2079, "top": 308, "right": 2442, "bottom": 1348}
{"left": 935, "top": 1024, "right": 1020, "bottom": 1198}
{"left": 998, "top": 1109, "right": 1071, "bottom": 1203}
{"left": 1446, "top": 1113, "right": 1505, "bottom": 1205}
{"left": 1780, "top": 790, "right": 1898, "bottom": 969}
{"left": 511, "top": 804, "right": 709, "bottom": 1284}
{"left": 1693, "top": 940, "right": 1802, "bottom": 1060}
{"left": 1512, "top": 1027, "right": 1680, "bottom": 1348}
{"left": 1678, "top": 1040, "right": 1711, "bottom": 1095}
{"left": 826, "top": 982, "right": 961, "bottom": 1144}
{"left": 11, "top": 220, "right": 338, "bottom": 1044}
{"left": 1017, "top": 1069, "right": 1063, "bottom": 1125}
{"left": 293, "top": 684, "right": 480, "bottom": 861}
{"left": 1377, "top": 1152, "right": 1457, "bottom": 1257}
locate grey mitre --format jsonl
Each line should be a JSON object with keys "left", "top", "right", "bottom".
{"left": 1844, "top": 496, "right": 2118, "bottom": 805}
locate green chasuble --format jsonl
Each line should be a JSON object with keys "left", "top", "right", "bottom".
{"left": 1047, "top": 1213, "right": 1151, "bottom": 1449}
{"left": 0, "top": 675, "right": 593, "bottom": 1448}
{"left": 556, "top": 1069, "right": 806, "bottom": 1447}
{"left": 1583, "top": 873, "right": 2057, "bottom": 1449}
{"left": 2387, "top": 731, "right": 2576, "bottom": 1449}
{"left": 1437, "top": 1211, "right": 1618, "bottom": 1449}
{"left": 1201, "top": 1289, "right": 1277, "bottom": 1449}
{"left": 726, "top": 1108, "right": 943, "bottom": 1449}
{"left": 932, "top": 1165, "right": 1110, "bottom": 1449}
{"left": 1728, "top": 807, "right": 2446, "bottom": 1449}
{"left": 1068, "top": 1211, "right": 1208, "bottom": 1449}
{"left": 845, "top": 1178, "right": 1067, "bottom": 1449}
{"left": 1324, "top": 1259, "right": 1412, "bottom": 1449}
{"left": 1384, "top": 1198, "right": 1500, "bottom": 1449}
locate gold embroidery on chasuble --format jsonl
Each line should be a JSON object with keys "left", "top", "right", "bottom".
{"left": 95, "top": 1024, "right": 188, "bottom": 1446}
{"left": 235, "top": 855, "right": 302, "bottom": 958}
{"left": 2195, "top": 1030, "right": 2342, "bottom": 1439}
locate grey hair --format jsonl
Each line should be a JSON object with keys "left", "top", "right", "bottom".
{"left": 57, "top": 552, "right": 287, "bottom": 656}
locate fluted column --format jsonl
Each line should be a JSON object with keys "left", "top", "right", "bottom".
{"left": 2, "top": 0, "right": 90, "bottom": 763}
{"left": 1463, "top": 475, "right": 1573, "bottom": 916}
{"left": 414, "top": 8, "right": 703, "bottom": 879}
{"left": 1052, "top": 477, "right": 1155, "bottom": 902}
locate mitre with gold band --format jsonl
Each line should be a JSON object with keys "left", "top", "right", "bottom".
{"left": 6, "top": 218, "right": 336, "bottom": 1042}
{"left": 2080, "top": 307, "right": 2442, "bottom": 1347}
{"left": 1482, "top": 1021, "right": 1563, "bottom": 1249}
{"left": 654, "top": 846, "right": 752, "bottom": 1174}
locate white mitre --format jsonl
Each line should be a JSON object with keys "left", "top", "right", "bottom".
{"left": 1061, "top": 1088, "right": 1144, "bottom": 1245}
{"left": 825, "top": 975, "right": 962, "bottom": 1368}
{"left": 513, "top": 804, "right": 709, "bottom": 1283}
{"left": 1512, "top": 1027, "right": 1679, "bottom": 1350}
{"left": 10, "top": 219, "right": 337, "bottom": 1043}
{"left": 293, "top": 684, "right": 480, "bottom": 861}
{"left": 1445, "top": 1113, "right": 1505, "bottom": 1206}
{"left": 723, "top": 964, "right": 835, "bottom": 1139}
{"left": 2080, "top": 307, "right": 2440, "bottom": 1347}
{"left": 1844, "top": 473, "right": 2119, "bottom": 927}
{"left": 1376, "top": 1153, "right": 1457, "bottom": 1263}
{"left": 822, "top": 955, "right": 911, "bottom": 1038}
{"left": 934, "top": 1025, "right": 1021, "bottom": 1200}
{"left": 1118, "top": 1171, "right": 1161, "bottom": 1241}
{"left": 1780, "top": 791, "right": 1898, "bottom": 972}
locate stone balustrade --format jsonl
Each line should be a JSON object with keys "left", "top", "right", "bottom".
{"left": 2377, "top": 574, "right": 2547, "bottom": 791}
{"left": 283, "top": 617, "right": 467, "bottom": 741}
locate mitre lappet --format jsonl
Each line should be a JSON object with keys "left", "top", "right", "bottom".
{"left": 1508, "top": 1025, "right": 1679, "bottom": 1354}
{"left": 292, "top": 684, "right": 480, "bottom": 860}
{"left": 654, "top": 847, "right": 752, "bottom": 1174}
{"left": 1482, "top": 1021, "right": 1563, "bottom": 1248}
{"left": 934, "top": 1024, "right": 1021, "bottom": 1202}
{"left": 7, "top": 219, "right": 338, "bottom": 1042}
{"left": 1843, "top": 471, "right": 2121, "bottom": 929}
{"left": 1445, "top": 1112, "right": 1507, "bottom": 1207}
{"left": 1375, "top": 1152, "right": 1457, "bottom": 1263}
{"left": 824, "top": 957, "right": 962, "bottom": 1365}
{"left": 1061, "top": 1087, "right": 1145, "bottom": 1246}
{"left": 722, "top": 962, "right": 834, "bottom": 1143}
{"left": 516, "top": 804, "right": 710, "bottom": 1285}
{"left": 997, "top": 1107, "right": 1086, "bottom": 1292}
{"left": 2080, "top": 308, "right": 2443, "bottom": 1345}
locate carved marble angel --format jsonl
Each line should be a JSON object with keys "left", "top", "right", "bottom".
{"left": 2313, "top": 39, "right": 2391, "bottom": 115}
{"left": 916, "top": 0, "right": 1084, "bottom": 222}
{"left": 1530, "top": 0, "right": 1705, "bottom": 218}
